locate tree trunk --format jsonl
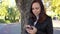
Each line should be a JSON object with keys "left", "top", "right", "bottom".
{"left": 16, "top": 0, "right": 33, "bottom": 34}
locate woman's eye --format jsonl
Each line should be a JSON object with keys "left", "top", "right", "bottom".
{"left": 32, "top": 8, "right": 34, "bottom": 10}
{"left": 36, "top": 8, "right": 39, "bottom": 10}
{"left": 32, "top": 7, "right": 39, "bottom": 10}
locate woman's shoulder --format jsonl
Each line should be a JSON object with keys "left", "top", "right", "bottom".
{"left": 44, "top": 15, "right": 52, "bottom": 23}
{"left": 46, "top": 15, "right": 52, "bottom": 20}
{"left": 45, "top": 15, "right": 52, "bottom": 23}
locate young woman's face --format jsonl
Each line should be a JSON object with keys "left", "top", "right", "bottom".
{"left": 32, "top": 2, "right": 41, "bottom": 16}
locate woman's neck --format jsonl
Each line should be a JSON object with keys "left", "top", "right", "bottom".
{"left": 36, "top": 15, "right": 39, "bottom": 20}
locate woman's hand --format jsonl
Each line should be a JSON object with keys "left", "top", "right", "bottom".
{"left": 25, "top": 25, "right": 37, "bottom": 34}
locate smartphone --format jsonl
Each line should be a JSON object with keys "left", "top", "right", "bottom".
{"left": 26, "top": 26, "right": 33, "bottom": 30}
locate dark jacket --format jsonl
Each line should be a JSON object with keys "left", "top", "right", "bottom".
{"left": 26, "top": 16, "right": 53, "bottom": 34}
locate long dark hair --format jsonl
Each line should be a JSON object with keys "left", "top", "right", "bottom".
{"left": 29, "top": 0, "right": 47, "bottom": 23}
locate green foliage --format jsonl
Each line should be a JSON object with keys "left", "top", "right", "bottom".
{"left": 44, "top": 0, "right": 60, "bottom": 20}
{"left": 5, "top": 7, "right": 20, "bottom": 23}
{"left": 0, "top": 0, "right": 20, "bottom": 23}
{"left": 0, "top": 19, "right": 5, "bottom": 23}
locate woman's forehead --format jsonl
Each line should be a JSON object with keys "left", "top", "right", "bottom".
{"left": 32, "top": 2, "right": 40, "bottom": 8}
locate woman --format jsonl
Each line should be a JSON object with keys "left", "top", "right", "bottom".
{"left": 25, "top": 0, "right": 53, "bottom": 34}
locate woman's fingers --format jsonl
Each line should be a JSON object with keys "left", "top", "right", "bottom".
{"left": 32, "top": 26, "right": 37, "bottom": 30}
{"left": 26, "top": 28, "right": 33, "bottom": 33}
{"left": 26, "top": 27, "right": 37, "bottom": 34}
{"left": 25, "top": 26, "right": 37, "bottom": 34}
{"left": 25, "top": 25, "right": 31, "bottom": 28}
{"left": 24, "top": 25, "right": 30, "bottom": 29}
{"left": 31, "top": 26, "right": 37, "bottom": 32}
{"left": 26, "top": 28, "right": 30, "bottom": 32}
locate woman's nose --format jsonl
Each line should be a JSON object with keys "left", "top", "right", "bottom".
{"left": 34, "top": 9, "right": 37, "bottom": 12}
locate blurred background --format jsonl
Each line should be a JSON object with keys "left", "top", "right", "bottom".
{"left": 0, "top": 0, "right": 21, "bottom": 34}
{"left": 0, "top": 0, "right": 60, "bottom": 34}
{"left": 0, "top": 0, "right": 20, "bottom": 23}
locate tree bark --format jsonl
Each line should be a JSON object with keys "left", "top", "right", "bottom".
{"left": 16, "top": 0, "right": 33, "bottom": 34}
